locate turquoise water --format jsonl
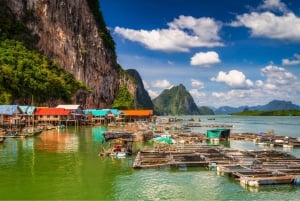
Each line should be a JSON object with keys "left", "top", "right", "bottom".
{"left": 1, "top": 116, "right": 300, "bottom": 200}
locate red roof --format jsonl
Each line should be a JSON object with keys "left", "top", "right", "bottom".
{"left": 120, "top": 110, "right": 153, "bottom": 116}
{"left": 35, "top": 108, "right": 71, "bottom": 116}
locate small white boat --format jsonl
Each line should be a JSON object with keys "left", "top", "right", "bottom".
{"left": 110, "top": 152, "right": 126, "bottom": 158}
{"left": 22, "top": 127, "right": 43, "bottom": 136}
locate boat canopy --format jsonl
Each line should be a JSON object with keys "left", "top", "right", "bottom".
{"left": 206, "top": 128, "right": 230, "bottom": 140}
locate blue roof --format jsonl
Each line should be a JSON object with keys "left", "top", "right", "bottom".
{"left": 19, "top": 106, "right": 36, "bottom": 115}
{"left": 110, "top": 109, "right": 122, "bottom": 115}
{"left": 0, "top": 105, "right": 19, "bottom": 115}
{"left": 83, "top": 109, "right": 123, "bottom": 117}
{"left": 83, "top": 109, "right": 108, "bottom": 117}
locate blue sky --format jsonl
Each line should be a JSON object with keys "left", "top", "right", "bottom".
{"left": 100, "top": 0, "right": 300, "bottom": 107}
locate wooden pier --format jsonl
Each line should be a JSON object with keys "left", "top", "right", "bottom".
{"left": 133, "top": 144, "right": 300, "bottom": 187}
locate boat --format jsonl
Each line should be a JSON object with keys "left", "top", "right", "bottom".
{"left": 58, "top": 124, "right": 65, "bottom": 129}
{"left": 99, "top": 138, "right": 133, "bottom": 158}
{"left": 110, "top": 152, "right": 126, "bottom": 158}
{"left": 0, "top": 129, "right": 6, "bottom": 137}
{"left": 37, "top": 123, "right": 56, "bottom": 130}
{"left": 206, "top": 128, "right": 230, "bottom": 140}
{"left": 5, "top": 129, "right": 28, "bottom": 138}
{"left": 22, "top": 126, "right": 43, "bottom": 136}
{"left": 0, "top": 136, "right": 5, "bottom": 143}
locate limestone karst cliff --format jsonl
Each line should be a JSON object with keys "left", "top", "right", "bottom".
{"left": 4, "top": 0, "right": 136, "bottom": 108}
{"left": 126, "top": 69, "right": 153, "bottom": 109}
{"left": 153, "top": 84, "right": 200, "bottom": 115}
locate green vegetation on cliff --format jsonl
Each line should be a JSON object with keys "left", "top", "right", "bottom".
{"left": 0, "top": 39, "right": 87, "bottom": 105}
{"left": 233, "top": 110, "right": 300, "bottom": 116}
{"left": 153, "top": 84, "right": 200, "bottom": 115}
{"left": 88, "top": 0, "right": 115, "bottom": 54}
{"left": 0, "top": 4, "right": 88, "bottom": 105}
{"left": 112, "top": 84, "right": 134, "bottom": 109}
{"left": 199, "top": 106, "right": 215, "bottom": 115}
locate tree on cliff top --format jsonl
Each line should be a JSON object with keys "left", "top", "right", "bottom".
{"left": 0, "top": 39, "right": 87, "bottom": 105}
{"left": 112, "top": 84, "right": 134, "bottom": 109}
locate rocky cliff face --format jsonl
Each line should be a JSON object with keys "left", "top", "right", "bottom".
{"left": 127, "top": 69, "right": 153, "bottom": 109}
{"left": 5, "top": 0, "right": 136, "bottom": 108}
{"left": 153, "top": 84, "right": 200, "bottom": 115}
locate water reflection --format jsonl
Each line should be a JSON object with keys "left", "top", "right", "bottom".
{"left": 36, "top": 129, "right": 79, "bottom": 153}
{"left": 92, "top": 126, "right": 107, "bottom": 143}
{"left": 0, "top": 137, "right": 37, "bottom": 166}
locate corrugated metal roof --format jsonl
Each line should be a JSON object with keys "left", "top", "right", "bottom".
{"left": 35, "top": 108, "right": 71, "bottom": 116}
{"left": 19, "top": 106, "right": 36, "bottom": 115}
{"left": 0, "top": 105, "right": 19, "bottom": 115}
{"left": 110, "top": 109, "right": 122, "bottom": 115}
{"left": 56, "top": 105, "right": 80, "bottom": 110}
{"left": 121, "top": 110, "right": 153, "bottom": 116}
{"left": 83, "top": 109, "right": 108, "bottom": 117}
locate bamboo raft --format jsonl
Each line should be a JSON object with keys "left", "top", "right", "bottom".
{"left": 133, "top": 145, "right": 300, "bottom": 187}
{"left": 230, "top": 133, "right": 300, "bottom": 148}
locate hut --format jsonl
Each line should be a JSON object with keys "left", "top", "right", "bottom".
{"left": 19, "top": 105, "right": 36, "bottom": 126}
{"left": 0, "top": 105, "right": 23, "bottom": 128}
{"left": 56, "top": 105, "right": 83, "bottom": 125}
{"left": 83, "top": 109, "right": 111, "bottom": 124}
{"left": 34, "top": 107, "right": 72, "bottom": 126}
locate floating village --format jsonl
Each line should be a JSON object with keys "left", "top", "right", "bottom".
{"left": 1, "top": 104, "right": 300, "bottom": 189}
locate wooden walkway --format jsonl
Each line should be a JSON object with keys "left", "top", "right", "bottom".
{"left": 133, "top": 144, "right": 300, "bottom": 187}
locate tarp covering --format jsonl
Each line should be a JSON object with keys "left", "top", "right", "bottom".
{"left": 153, "top": 136, "right": 175, "bottom": 144}
{"left": 19, "top": 106, "right": 36, "bottom": 115}
{"left": 206, "top": 129, "right": 230, "bottom": 139}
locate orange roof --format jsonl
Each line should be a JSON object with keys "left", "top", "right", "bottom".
{"left": 35, "top": 108, "right": 71, "bottom": 116}
{"left": 121, "top": 109, "right": 153, "bottom": 116}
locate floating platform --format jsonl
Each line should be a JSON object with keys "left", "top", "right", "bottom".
{"left": 230, "top": 133, "right": 300, "bottom": 148}
{"left": 133, "top": 144, "right": 300, "bottom": 188}
{"left": 103, "top": 131, "right": 134, "bottom": 141}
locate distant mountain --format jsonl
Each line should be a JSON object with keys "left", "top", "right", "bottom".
{"left": 214, "top": 100, "right": 300, "bottom": 115}
{"left": 152, "top": 84, "right": 200, "bottom": 115}
{"left": 126, "top": 69, "right": 153, "bottom": 109}
{"left": 214, "top": 106, "right": 247, "bottom": 115}
{"left": 250, "top": 100, "right": 300, "bottom": 111}
{"left": 199, "top": 106, "right": 215, "bottom": 115}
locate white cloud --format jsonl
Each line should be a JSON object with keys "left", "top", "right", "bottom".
{"left": 206, "top": 65, "right": 300, "bottom": 107}
{"left": 168, "top": 15, "right": 222, "bottom": 42}
{"left": 261, "top": 65, "right": 297, "bottom": 86}
{"left": 147, "top": 89, "right": 159, "bottom": 99}
{"left": 190, "top": 79, "right": 204, "bottom": 88}
{"left": 211, "top": 70, "right": 253, "bottom": 88}
{"left": 258, "top": 0, "right": 289, "bottom": 13}
{"left": 282, "top": 59, "right": 300, "bottom": 66}
{"left": 167, "top": 60, "right": 174, "bottom": 65}
{"left": 264, "top": 83, "right": 277, "bottom": 90}
{"left": 231, "top": 12, "right": 300, "bottom": 42}
{"left": 114, "top": 15, "right": 223, "bottom": 52}
{"left": 282, "top": 54, "right": 300, "bottom": 66}
{"left": 190, "top": 51, "right": 221, "bottom": 66}
{"left": 255, "top": 80, "right": 264, "bottom": 87}
{"left": 189, "top": 89, "right": 206, "bottom": 105}
{"left": 212, "top": 92, "right": 226, "bottom": 98}
{"left": 151, "top": 79, "right": 172, "bottom": 89}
